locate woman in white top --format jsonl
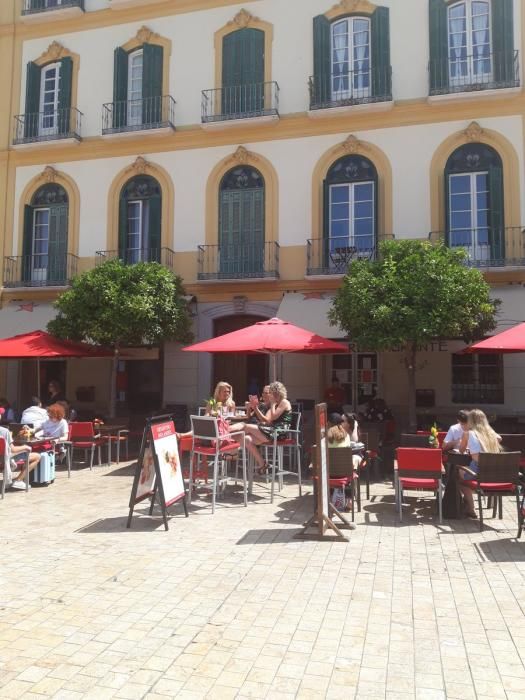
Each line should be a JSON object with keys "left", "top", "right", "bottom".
{"left": 39, "top": 403, "right": 69, "bottom": 442}
{"left": 459, "top": 409, "right": 501, "bottom": 519}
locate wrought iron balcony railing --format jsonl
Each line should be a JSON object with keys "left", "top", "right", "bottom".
{"left": 309, "top": 66, "right": 392, "bottom": 110}
{"left": 95, "top": 248, "right": 175, "bottom": 270}
{"left": 201, "top": 81, "right": 279, "bottom": 123}
{"left": 102, "top": 95, "right": 176, "bottom": 135}
{"left": 4, "top": 253, "right": 78, "bottom": 288}
{"left": 21, "top": 0, "right": 84, "bottom": 15}
{"left": 429, "top": 228, "right": 525, "bottom": 268}
{"left": 13, "top": 107, "right": 82, "bottom": 145}
{"left": 306, "top": 236, "right": 394, "bottom": 276}
{"left": 198, "top": 242, "right": 280, "bottom": 280}
{"left": 429, "top": 51, "right": 520, "bottom": 96}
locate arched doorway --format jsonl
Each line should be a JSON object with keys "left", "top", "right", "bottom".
{"left": 212, "top": 314, "right": 269, "bottom": 402}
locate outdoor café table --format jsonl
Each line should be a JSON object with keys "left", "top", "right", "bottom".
{"left": 442, "top": 451, "right": 471, "bottom": 519}
{"left": 96, "top": 424, "right": 127, "bottom": 464}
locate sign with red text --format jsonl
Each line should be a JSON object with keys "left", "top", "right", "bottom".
{"left": 150, "top": 421, "right": 185, "bottom": 507}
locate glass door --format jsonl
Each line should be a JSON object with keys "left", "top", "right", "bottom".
{"left": 328, "top": 181, "right": 375, "bottom": 270}
{"left": 331, "top": 17, "right": 371, "bottom": 101}
{"left": 126, "top": 200, "right": 150, "bottom": 263}
{"left": 39, "top": 63, "right": 60, "bottom": 136}
{"left": 449, "top": 172, "right": 490, "bottom": 263}
{"left": 32, "top": 209, "right": 50, "bottom": 283}
{"left": 127, "top": 50, "right": 143, "bottom": 127}
{"left": 448, "top": 1, "right": 491, "bottom": 87}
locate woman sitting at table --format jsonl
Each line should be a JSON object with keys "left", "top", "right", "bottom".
{"left": 241, "top": 381, "right": 292, "bottom": 475}
{"left": 206, "top": 381, "right": 236, "bottom": 416}
{"left": 38, "top": 403, "right": 69, "bottom": 443}
{"left": 458, "top": 408, "right": 502, "bottom": 519}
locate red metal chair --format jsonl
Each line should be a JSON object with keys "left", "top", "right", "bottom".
{"left": 462, "top": 452, "right": 521, "bottom": 531}
{"left": 395, "top": 447, "right": 445, "bottom": 523}
{"left": 68, "top": 422, "right": 106, "bottom": 470}
{"left": 189, "top": 416, "right": 246, "bottom": 514}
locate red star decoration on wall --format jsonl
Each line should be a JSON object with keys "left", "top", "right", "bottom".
{"left": 16, "top": 302, "right": 36, "bottom": 312}
{"left": 302, "top": 292, "right": 325, "bottom": 300}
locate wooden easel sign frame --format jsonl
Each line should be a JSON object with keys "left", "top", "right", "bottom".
{"left": 127, "top": 414, "right": 188, "bottom": 531}
{"left": 296, "top": 402, "right": 351, "bottom": 541}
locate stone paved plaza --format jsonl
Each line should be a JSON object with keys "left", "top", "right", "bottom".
{"left": 1, "top": 461, "right": 525, "bottom": 700}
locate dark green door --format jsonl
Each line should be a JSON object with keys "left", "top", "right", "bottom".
{"left": 219, "top": 188, "right": 264, "bottom": 277}
{"left": 47, "top": 204, "right": 68, "bottom": 283}
{"left": 222, "top": 28, "right": 265, "bottom": 117}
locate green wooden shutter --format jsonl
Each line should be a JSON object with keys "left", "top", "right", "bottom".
{"left": 24, "top": 62, "right": 41, "bottom": 139}
{"left": 222, "top": 29, "right": 265, "bottom": 115}
{"left": 118, "top": 196, "right": 128, "bottom": 260}
{"left": 488, "top": 164, "right": 505, "bottom": 263}
{"left": 313, "top": 15, "right": 331, "bottom": 107}
{"left": 113, "top": 47, "right": 128, "bottom": 128}
{"left": 371, "top": 7, "right": 391, "bottom": 98}
{"left": 22, "top": 204, "right": 33, "bottom": 283}
{"left": 429, "top": 0, "right": 449, "bottom": 94}
{"left": 322, "top": 179, "right": 330, "bottom": 270}
{"left": 492, "top": 0, "right": 515, "bottom": 85}
{"left": 58, "top": 56, "right": 73, "bottom": 135}
{"left": 142, "top": 43, "right": 163, "bottom": 125}
{"left": 148, "top": 194, "right": 162, "bottom": 262}
{"left": 48, "top": 205, "right": 68, "bottom": 283}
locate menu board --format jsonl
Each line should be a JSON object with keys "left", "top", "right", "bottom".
{"left": 151, "top": 421, "right": 185, "bottom": 507}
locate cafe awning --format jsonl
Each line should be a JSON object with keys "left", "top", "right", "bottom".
{"left": 277, "top": 292, "right": 344, "bottom": 339}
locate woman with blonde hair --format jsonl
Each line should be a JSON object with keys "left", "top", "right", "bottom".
{"left": 241, "top": 381, "right": 292, "bottom": 474}
{"left": 207, "top": 381, "right": 236, "bottom": 415}
{"left": 459, "top": 408, "right": 501, "bottom": 518}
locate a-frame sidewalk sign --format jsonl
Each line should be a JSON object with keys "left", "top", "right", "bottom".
{"left": 127, "top": 414, "right": 188, "bottom": 531}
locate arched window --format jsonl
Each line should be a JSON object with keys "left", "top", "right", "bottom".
{"left": 323, "top": 155, "right": 378, "bottom": 271}
{"left": 118, "top": 175, "right": 162, "bottom": 264}
{"left": 22, "top": 184, "right": 69, "bottom": 285}
{"left": 445, "top": 143, "right": 504, "bottom": 263}
{"left": 219, "top": 166, "right": 265, "bottom": 277}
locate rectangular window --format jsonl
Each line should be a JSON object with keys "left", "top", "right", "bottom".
{"left": 330, "top": 352, "right": 378, "bottom": 408}
{"left": 127, "top": 50, "right": 143, "bottom": 127}
{"left": 448, "top": 0, "right": 491, "bottom": 86}
{"left": 452, "top": 352, "right": 504, "bottom": 403}
{"left": 39, "top": 63, "right": 61, "bottom": 135}
{"left": 32, "top": 208, "right": 50, "bottom": 283}
{"left": 448, "top": 171, "right": 490, "bottom": 263}
{"left": 329, "top": 181, "right": 375, "bottom": 270}
{"left": 331, "top": 17, "right": 371, "bottom": 101}
{"left": 126, "top": 200, "right": 150, "bottom": 263}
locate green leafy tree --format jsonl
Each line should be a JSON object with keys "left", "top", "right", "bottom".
{"left": 329, "top": 239, "right": 499, "bottom": 430}
{"left": 48, "top": 260, "right": 193, "bottom": 414}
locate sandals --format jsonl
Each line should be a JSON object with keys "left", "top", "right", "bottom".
{"left": 464, "top": 510, "right": 478, "bottom": 519}
{"left": 256, "top": 462, "right": 270, "bottom": 476}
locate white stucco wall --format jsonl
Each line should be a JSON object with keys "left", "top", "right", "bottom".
{"left": 12, "top": 114, "right": 525, "bottom": 254}
{"left": 19, "top": 0, "right": 521, "bottom": 134}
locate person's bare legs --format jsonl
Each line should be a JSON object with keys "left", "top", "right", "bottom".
{"left": 15, "top": 452, "right": 40, "bottom": 484}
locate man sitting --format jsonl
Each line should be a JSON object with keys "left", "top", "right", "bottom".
{"left": 21, "top": 396, "right": 48, "bottom": 431}
{"left": 443, "top": 409, "right": 469, "bottom": 452}
{"left": 0, "top": 418, "right": 40, "bottom": 490}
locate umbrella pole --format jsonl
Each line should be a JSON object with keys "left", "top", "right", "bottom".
{"left": 37, "top": 359, "right": 41, "bottom": 398}
{"left": 270, "top": 352, "right": 277, "bottom": 382}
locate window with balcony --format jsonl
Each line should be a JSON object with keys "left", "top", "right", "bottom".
{"left": 445, "top": 143, "right": 504, "bottom": 265}
{"left": 452, "top": 352, "right": 504, "bottom": 403}
{"left": 21, "top": 0, "right": 84, "bottom": 17}
{"left": 8, "top": 184, "right": 72, "bottom": 287}
{"left": 308, "top": 155, "right": 377, "bottom": 275}
{"left": 202, "top": 24, "right": 279, "bottom": 123}
{"left": 310, "top": 7, "right": 391, "bottom": 110}
{"left": 103, "top": 42, "right": 174, "bottom": 134}
{"left": 429, "top": 0, "right": 518, "bottom": 95}
{"left": 15, "top": 57, "right": 79, "bottom": 144}
{"left": 117, "top": 176, "right": 162, "bottom": 264}
{"left": 219, "top": 167, "right": 265, "bottom": 277}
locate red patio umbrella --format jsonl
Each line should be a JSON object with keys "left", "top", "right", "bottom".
{"left": 463, "top": 322, "right": 525, "bottom": 354}
{"left": 183, "top": 317, "right": 348, "bottom": 380}
{"left": 0, "top": 330, "right": 113, "bottom": 358}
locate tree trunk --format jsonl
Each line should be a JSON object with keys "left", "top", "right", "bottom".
{"left": 109, "top": 346, "right": 119, "bottom": 419}
{"left": 406, "top": 343, "right": 418, "bottom": 432}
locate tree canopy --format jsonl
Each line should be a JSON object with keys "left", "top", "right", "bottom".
{"left": 329, "top": 239, "right": 499, "bottom": 428}
{"left": 48, "top": 260, "right": 193, "bottom": 348}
